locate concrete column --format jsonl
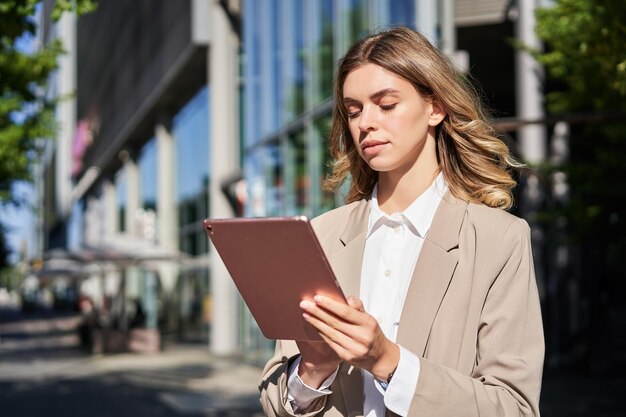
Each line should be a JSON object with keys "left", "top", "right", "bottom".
{"left": 55, "top": 12, "right": 76, "bottom": 220}
{"left": 209, "top": 1, "right": 240, "bottom": 355}
{"left": 102, "top": 179, "right": 118, "bottom": 237}
{"left": 155, "top": 121, "right": 179, "bottom": 296}
{"left": 117, "top": 153, "right": 141, "bottom": 323}
{"left": 84, "top": 195, "right": 100, "bottom": 246}
{"left": 34, "top": 155, "right": 45, "bottom": 254}
{"left": 515, "top": 0, "right": 546, "bottom": 295}
{"left": 101, "top": 178, "right": 122, "bottom": 317}
{"left": 156, "top": 121, "right": 177, "bottom": 250}
{"left": 122, "top": 153, "right": 140, "bottom": 238}
{"left": 439, "top": 0, "right": 469, "bottom": 73}
{"left": 440, "top": 0, "right": 456, "bottom": 55}
{"left": 516, "top": 0, "right": 546, "bottom": 165}
{"left": 416, "top": 0, "right": 437, "bottom": 43}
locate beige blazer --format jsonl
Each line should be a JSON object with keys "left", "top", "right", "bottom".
{"left": 259, "top": 191, "right": 544, "bottom": 417}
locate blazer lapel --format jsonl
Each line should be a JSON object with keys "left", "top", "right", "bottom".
{"left": 329, "top": 199, "right": 370, "bottom": 299}
{"left": 328, "top": 199, "right": 369, "bottom": 416}
{"left": 396, "top": 191, "right": 467, "bottom": 356}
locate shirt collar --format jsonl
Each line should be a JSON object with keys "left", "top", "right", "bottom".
{"left": 368, "top": 172, "right": 447, "bottom": 238}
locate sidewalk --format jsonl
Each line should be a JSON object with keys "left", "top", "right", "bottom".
{"left": 0, "top": 308, "right": 264, "bottom": 417}
{"left": 3, "top": 308, "right": 624, "bottom": 416}
{"left": 90, "top": 345, "right": 263, "bottom": 415}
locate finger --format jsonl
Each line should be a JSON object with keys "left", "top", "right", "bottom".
{"left": 301, "top": 300, "right": 352, "bottom": 334}
{"left": 347, "top": 296, "right": 365, "bottom": 312}
{"left": 304, "top": 311, "right": 384, "bottom": 367}
{"left": 314, "top": 295, "right": 367, "bottom": 323}
{"left": 316, "top": 328, "right": 351, "bottom": 360}
{"left": 307, "top": 297, "right": 385, "bottom": 349}
{"left": 302, "top": 311, "right": 360, "bottom": 356}
{"left": 301, "top": 299, "right": 377, "bottom": 350}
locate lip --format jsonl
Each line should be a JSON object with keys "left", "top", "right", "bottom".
{"left": 361, "top": 139, "right": 389, "bottom": 155}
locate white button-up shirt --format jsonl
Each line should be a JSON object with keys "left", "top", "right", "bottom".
{"left": 288, "top": 173, "right": 447, "bottom": 416}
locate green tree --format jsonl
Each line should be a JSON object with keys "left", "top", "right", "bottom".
{"left": 535, "top": 0, "right": 626, "bottom": 114}
{"left": 535, "top": 0, "right": 626, "bottom": 270}
{"left": 534, "top": 0, "right": 626, "bottom": 370}
{"left": 1, "top": 0, "right": 96, "bottom": 203}
{"left": 0, "top": 0, "right": 96, "bottom": 264}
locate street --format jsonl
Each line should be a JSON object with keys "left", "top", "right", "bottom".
{"left": 0, "top": 308, "right": 263, "bottom": 417}
{"left": 1, "top": 308, "right": 625, "bottom": 416}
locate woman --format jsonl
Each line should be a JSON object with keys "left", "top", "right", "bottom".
{"left": 259, "top": 26, "right": 544, "bottom": 417}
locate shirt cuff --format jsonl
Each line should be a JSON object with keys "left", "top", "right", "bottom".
{"left": 382, "top": 345, "right": 421, "bottom": 416}
{"left": 287, "top": 356, "right": 339, "bottom": 412}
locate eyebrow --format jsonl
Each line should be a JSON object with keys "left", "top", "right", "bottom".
{"left": 343, "top": 88, "right": 400, "bottom": 104}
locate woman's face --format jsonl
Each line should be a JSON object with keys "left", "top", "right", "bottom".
{"left": 342, "top": 63, "right": 445, "bottom": 176}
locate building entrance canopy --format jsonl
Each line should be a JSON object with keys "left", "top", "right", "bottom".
{"left": 33, "top": 235, "right": 187, "bottom": 279}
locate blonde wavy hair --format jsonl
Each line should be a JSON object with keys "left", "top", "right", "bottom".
{"left": 324, "top": 26, "right": 522, "bottom": 209}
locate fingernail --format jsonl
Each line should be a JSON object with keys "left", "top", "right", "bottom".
{"left": 302, "top": 312, "right": 310, "bottom": 320}
{"left": 300, "top": 300, "right": 310, "bottom": 309}
{"left": 314, "top": 295, "right": 324, "bottom": 303}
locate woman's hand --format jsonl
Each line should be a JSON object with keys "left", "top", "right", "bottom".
{"left": 300, "top": 295, "right": 400, "bottom": 382}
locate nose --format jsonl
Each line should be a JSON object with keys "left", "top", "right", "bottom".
{"left": 358, "top": 106, "right": 377, "bottom": 132}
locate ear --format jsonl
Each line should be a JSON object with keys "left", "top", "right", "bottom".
{"left": 428, "top": 99, "right": 447, "bottom": 127}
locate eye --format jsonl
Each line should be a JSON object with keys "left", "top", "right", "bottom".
{"left": 380, "top": 103, "right": 397, "bottom": 113}
{"left": 346, "top": 105, "right": 361, "bottom": 119}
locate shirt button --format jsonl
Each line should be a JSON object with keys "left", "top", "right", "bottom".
{"left": 384, "top": 269, "right": 391, "bottom": 277}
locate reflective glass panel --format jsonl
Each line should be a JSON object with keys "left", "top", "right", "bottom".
{"left": 138, "top": 137, "right": 157, "bottom": 212}
{"left": 263, "top": 142, "right": 284, "bottom": 216}
{"left": 314, "top": 115, "right": 337, "bottom": 213}
{"left": 389, "top": 0, "right": 415, "bottom": 27}
{"left": 348, "top": 0, "right": 370, "bottom": 45}
{"left": 294, "top": 0, "right": 305, "bottom": 115}
{"left": 115, "top": 169, "right": 127, "bottom": 232}
{"left": 173, "top": 85, "right": 210, "bottom": 256}
{"left": 288, "top": 130, "right": 308, "bottom": 213}
{"left": 318, "top": 0, "right": 335, "bottom": 101}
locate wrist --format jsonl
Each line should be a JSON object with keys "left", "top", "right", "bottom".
{"left": 371, "top": 341, "right": 400, "bottom": 382}
{"left": 385, "top": 364, "right": 397, "bottom": 383}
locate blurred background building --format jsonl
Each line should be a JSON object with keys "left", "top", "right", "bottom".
{"left": 35, "top": 0, "right": 554, "bottom": 365}
{"left": 37, "top": 0, "right": 239, "bottom": 355}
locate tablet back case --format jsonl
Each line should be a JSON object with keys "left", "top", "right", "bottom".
{"left": 203, "top": 216, "right": 345, "bottom": 341}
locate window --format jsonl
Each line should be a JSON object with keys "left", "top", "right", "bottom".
{"left": 174, "top": 86, "right": 210, "bottom": 256}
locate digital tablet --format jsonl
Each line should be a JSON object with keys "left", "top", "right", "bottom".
{"left": 203, "top": 216, "right": 346, "bottom": 341}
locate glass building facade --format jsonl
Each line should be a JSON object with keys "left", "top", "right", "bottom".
{"left": 174, "top": 86, "right": 210, "bottom": 257}
{"left": 138, "top": 138, "right": 158, "bottom": 213}
{"left": 244, "top": 0, "right": 421, "bottom": 218}
{"left": 99, "top": 84, "right": 212, "bottom": 343}
{"left": 242, "top": 0, "right": 422, "bottom": 362}
{"left": 172, "top": 85, "right": 211, "bottom": 343}
{"left": 115, "top": 170, "right": 127, "bottom": 233}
